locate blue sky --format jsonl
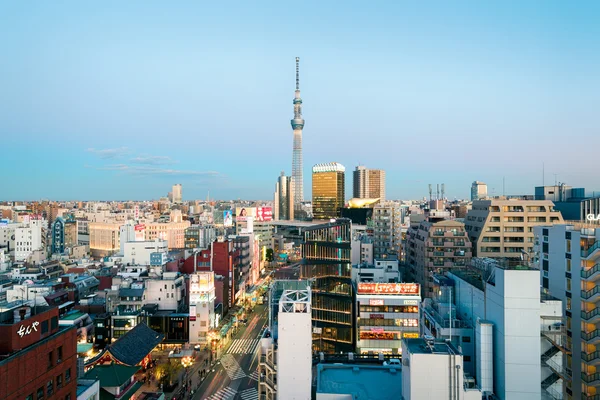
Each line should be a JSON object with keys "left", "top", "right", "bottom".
{"left": 1, "top": 1, "right": 599, "bottom": 201}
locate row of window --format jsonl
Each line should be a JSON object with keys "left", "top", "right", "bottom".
{"left": 27, "top": 367, "right": 71, "bottom": 400}
{"left": 359, "top": 318, "right": 419, "bottom": 327}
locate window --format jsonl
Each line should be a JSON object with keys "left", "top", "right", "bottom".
{"left": 26, "top": 394, "right": 33, "bottom": 400}
{"left": 56, "top": 374, "right": 63, "bottom": 388}
{"left": 566, "top": 259, "right": 571, "bottom": 272}
{"left": 46, "top": 379, "right": 53, "bottom": 396}
{"left": 566, "top": 240, "right": 571, "bottom": 253}
{"left": 464, "top": 356, "right": 471, "bottom": 362}
{"left": 566, "top": 279, "right": 571, "bottom": 292}
{"left": 462, "top": 336, "right": 471, "bottom": 343}
{"left": 47, "top": 351, "right": 53, "bottom": 370}
{"left": 57, "top": 346, "right": 63, "bottom": 363}
{"left": 165, "top": 284, "right": 167, "bottom": 289}
{"left": 41, "top": 320, "right": 49, "bottom": 334}
{"left": 37, "top": 387, "right": 44, "bottom": 400}
{"left": 65, "top": 368, "right": 71, "bottom": 383}
{"left": 51, "top": 316, "right": 58, "bottom": 330}
{"left": 65, "top": 394, "right": 71, "bottom": 400}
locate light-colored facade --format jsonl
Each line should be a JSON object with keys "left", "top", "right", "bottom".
{"left": 172, "top": 184, "right": 182, "bottom": 204}
{"left": 291, "top": 57, "right": 305, "bottom": 216}
{"left": 356, "top": 282, "right": 421, "bottom": 355}
{"left": 122, "top": 239, "right": 168, "bottom": 266}
{"left": 274, "top": 172, "right": 295, "bottom": 221}
{"left": 465, "top": 199, "right": 564, "bottom": 259}
{"left": 312, "top": 163, "right": 345, "bottom": 221}
{"left": 471, "top": 181, "right": 488, "bottom": 201}
{"left": 189, "top": 272, "right": 216, "bottom": 344}
{"left": 353, "top": 166, "right": 386, "bottom": 201}
{"left": 145, "top": 219, "right": 190, "bottom": 249}
{"left": 90, "top": 222, "right": 122, "bottom": 258}
{"left": 352, "top": 255, "right": 400, "bottom": 283}
{"left": 15, "top": 220, "right": 45, "bottom": 261}
{"left": 406, "top": 219, "right": 472, "bottom": 297}
{"left": 351, "top": 233, "right": 374, "bottom": 265}
{"left": 402, "top": 338, "right": 481, "bottom": 400}
{"left": 372, "top": 201, "right": 402, "bottom": 259}
{"left": 143, "top": 272, "right": 185, "bottom": 311}
{"left": 259, "top": 286, "right": 312, "bottom": 400}
{"left": 534, "top": 223, "right": 600, "bottom": 399}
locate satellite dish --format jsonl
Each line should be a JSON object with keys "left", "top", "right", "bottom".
{"left": 24, "top": 280, "right": 35, "bottom": 285}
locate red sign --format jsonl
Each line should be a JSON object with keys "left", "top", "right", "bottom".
{"left": 135, "top": 224, "right": 145, "bottom": 231}
{"left": 358, "top": 283, "right": 420, "bottom": 296}
{"left": 369, "top": 299, "right": 384, "bottom": 306}
{"left": 370, "top": 328, "right": 384, "bottom": 333}
{"left": 256, "top": 207, "right": 273, "bottom": 222}
{"left": 370, "top": 314, "right": 384, "bottom": 319}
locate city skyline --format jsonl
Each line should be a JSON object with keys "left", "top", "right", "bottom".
{"left": 1, "top": 2, "right": 599, "bottom": 201}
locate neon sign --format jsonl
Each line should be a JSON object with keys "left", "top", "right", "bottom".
{"left": 17, "top": 321, "right": 40, "bottom": 337}
{"left": 587, "top": 214, "right": 600, "bottom": 222}
{"left": 358, "top": 283, "right": 420, "bottom": 295}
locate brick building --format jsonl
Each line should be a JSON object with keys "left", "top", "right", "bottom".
{"left": 0, "top": 305, "right": 77, "bottom": 400}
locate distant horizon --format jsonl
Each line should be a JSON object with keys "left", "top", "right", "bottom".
{"left": 1, "top": 2, "right": 598, "bottom": 200}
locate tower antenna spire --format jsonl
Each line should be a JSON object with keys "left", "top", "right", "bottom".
{"left": 296, "top": 57, "right": 300, "bottom": 91}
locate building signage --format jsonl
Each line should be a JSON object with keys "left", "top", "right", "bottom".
{"left": 369, "top": 299, "right": 385, "bottom": 306}
{"left": 370, "top": 314, "right": 385, "bottom": 319}
{"left": 358, "top": 283, "right": 420, "bottom": 296}
{"left": 150, "top": 252, "right": 165, "bottom": 266}
{"left": 370, "top": 328, "right": 384, "bottom": 333}
{"left": 403, "top": 332, "right": 419, "bottom": 339}
{"left": 403, "top": 300, "right": 419, "bottom": 306}
{"left": 189, "top": 305, "right": 196, "bottom": 322}
{"left": 587, "top": 214, "right": 600, "bottom": 222}
{"left": 17, "top": 321, "right": 40, "bottom": 337}
{"left": 134, "top": 224, "right": 145, "bottom": 231}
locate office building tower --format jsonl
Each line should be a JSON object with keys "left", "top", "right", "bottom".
{"left": 172, "top": 184, "right": 182, "bottom": 203}
{"left": 372, "top": 201, "right": 402, "bottom": 259}
{"left": 464, "top": 199, "right": 563, "bottom": 259}
{"left": 312, "top": 162, "right": 345, "bottom": 220}
{"left": 291, "top": 57, "right": 305, "bottom": 216}
{"left": 535, "top": 183, "right": 600, "bottom": 221}
{"left": 301, "top": 219, "right": 354, "bottom": 353}
{"left": 353, "top": 166, "right": 386, "bottom": 200}
{"left": 534, "top": 223, "right": 600, "bottom": 399}
{"left": 406, "top": 219, "right": 472, "bottom": 296}
{"left": 471, "top": 181, "right": 488, "bottom": 201}
{"left": 274, "top": 171, "right": 295, "bottom": 221}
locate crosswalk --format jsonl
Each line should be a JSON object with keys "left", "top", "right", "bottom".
{"left": 227, "top": 339, "right": 260, "bottom": 354}
{"left": 202, "top": 386, "right": 236, "bottom": 400}
{"left": 238, "top": 388, "right": 258, "bottom": 400}
{"left": 247, "top": 370, "right": 259, "bottom": 382}
{"left": 220, "top": 354, "right": 247, "bottom": 380}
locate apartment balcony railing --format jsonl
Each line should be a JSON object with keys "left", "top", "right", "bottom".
{"left": 433, "top": 251, "right": 445, "bottom": 257}
{"left": 582, "top": 264, "right": 600, "bottom": 280}
{"left": 583, "top": 241, "right": 600, "bottom": 258}
{"left": 582, "top": 286, "right": 600, "bottom": 301}
{"left": 582, "top": 329, "right": 600, "bottom": 344}
{"left": 582, "top": 351, "right": 600, "bottom": 364}
{"left": 582, "top": 372, "right": 600, "bottom": 385}
{"left": 582, "top": 308, "right": 600, "bottom": 322}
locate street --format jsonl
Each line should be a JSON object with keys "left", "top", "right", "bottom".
{"left": 193, "top": 303, "right": 269, "bottom": 400}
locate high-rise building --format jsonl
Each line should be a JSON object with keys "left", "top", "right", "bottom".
{"left": 274, "top": 171, "right": 294, "bottom": 221}
{"left": 353, "top": 166, "right": 386, "bottom": 200}
{"left": 372, "top": 201, "right": 402, "bottom": 259}
{"left": 534, "top": 223, "right": 600, "bottom": 399}
{"left": 301, "top": 219, "right": 354, "bottom": 353}
{"left": 291, "top": 57, "right": 305, "bottom": 216}
{"left": 471, "top": 181, "right": 488, "bottom": 201}
{"left": 464, "top": 199, "right": 564, "bottom": 259}
{"left": 172, "top": 184, "right": 182, "bottom": 203}
{"left": 50, "top": 217, "right": 77, "bottom": 255}
{"left": 312, "top": 162, "right": 345, "bottom": 220}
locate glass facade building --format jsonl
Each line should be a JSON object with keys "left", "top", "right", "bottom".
{"left": 312, "top": 163, "right": 345, "bottom": 220}
{"left": 301, "top": 218, "right": 355, "bottom": 353}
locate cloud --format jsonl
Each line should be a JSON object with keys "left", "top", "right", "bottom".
{"left": 98, "top": 164, "right": 223, "bottom": 178}
{"left": 130, "top": 155, "right": 176, "bottom": 165}
{"left": 86, "top": 147, "right": 129, "bottom": 159}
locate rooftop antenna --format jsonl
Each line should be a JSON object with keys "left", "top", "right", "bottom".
{"left": 296, "top": 57, "right": 300, "bottom": 91}
{"left": 428, "top": 184, "right": 433, "bottom": 202}
{"left": 553, "top": 173, "right": 558, "bottom": 186}
{"left": 436, "top": 184, "right": 440, "bottom": 200}
{"left": 441, "top": 184, "right": 445, "bottom": 200}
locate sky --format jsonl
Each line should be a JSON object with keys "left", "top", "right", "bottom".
{"left": 1, "top": 1, "right": 599, "bottom": 201}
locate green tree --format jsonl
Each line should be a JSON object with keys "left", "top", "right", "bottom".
{"left": 265, "top": 248, "right": 274, "bottom": 262}
{"left": 155, "top": 360, "right": 183, "bottom": 386}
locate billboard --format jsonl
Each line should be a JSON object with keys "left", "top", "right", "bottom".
{"left": 134, "top": 224, "right": 145, "bottom": 241}
{"left": 189, "top": 305, "right": 196, "bottom": 321}
{"left": 358, "top": 283, "right": 420, "bottom": 296}
{"left": 150, "top": 252, "right": 165, "bottom": 266}
{"left": 223, "top": 210, "right": 233, "bottom": 227}
{"left": 236, "top": 207, "right": 273, "bottom": 222}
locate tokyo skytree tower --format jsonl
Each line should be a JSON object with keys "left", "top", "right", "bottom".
{"left": 291, "top": 57, "right": 305, "bottom": 216}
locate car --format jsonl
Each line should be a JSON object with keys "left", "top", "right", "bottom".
{"left": 383, "top": 359, "right": 400, "bottom": 366}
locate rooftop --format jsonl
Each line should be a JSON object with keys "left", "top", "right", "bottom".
{"left": 76, "top": 379, "right": 98, "bottom": 397}
{"left": 84, "top": 363, "right": 140, "bottom": 387}
{"left": 316, "top": 363, "right": 402, "bottom": 400}
{"left": 405, "top": 337, "right": 461, "bottom": 355}
{"left": 61, "top": 310, "right": 87, "bottom": 321}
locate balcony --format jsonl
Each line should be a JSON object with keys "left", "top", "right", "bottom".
{"left": 583, "top": 264, "right": 600, "bottom": 281}
{"left": 260, "top": 374, "right": 277, "bottom": 391}
{"left": 582, "top": 308, "right": 600, "bottom": 324}
{"left": 582, "top": 351, "right": 600, "bottom": 365}
{"left": 582, "top": 329, "right": 600, "bottom": 345}
{"left": 582, "top": 286, "right": 600, "bottom": 302}
{"left": 583, "top": 242, "right": 600, "bottom": 258}
{"left": 582, "top": 372, "right": 600, "bottom": 385}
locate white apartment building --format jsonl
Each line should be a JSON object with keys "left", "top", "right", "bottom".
{"left": 401, "top": 337, "right": 481, "bottom": 400}
{"left": 122, "top": 239, "right": 168, "bottom": 266}
{"left": 189, "top": 272, "right": 216, "bottom": 344}
{"left": 465, "top": 199, "right": 564, "bottom": 259}
{"left": 534, "top": 223, "right": 600, "bottom": 399}
{"left": 372, "top": 201, "right": 402, "bottom": 259}
{"left": 351, "top": 255, "right": 400, "bottom": 283}
{"left": 144, "top": 272, "right": 185, "bottom": 311}
{"left": 14, "top": 220, "right": 45, "bottom": 261}
{"left": 351, "top": 233, "right": 373, "bottom": 265}
{"left": 356, "top": 282, "right": 421, "bottom": 355}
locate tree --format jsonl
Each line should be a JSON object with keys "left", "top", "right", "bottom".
{"left": 155, "top": 360, "right": 183, "bottom": 387}
{"left": 265, "top": 248, "right": 274, "bottom": 263}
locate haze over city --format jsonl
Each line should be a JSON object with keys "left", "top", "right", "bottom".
{"left": 1, "top": 1, "right": 599, "bottom": 201}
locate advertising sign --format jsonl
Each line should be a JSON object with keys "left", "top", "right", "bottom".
{"left": 150, "top": 252, "right": 165, "bottom": 266}
{"left": 236, "top": 207, "right": 273, "bottom": 222}
{"left": 403, "top": 332, "right": 419, "bottom": 339}
{"left": 189, "top": 305, "right": 196, "bottom": 321}
{"left": 223, "top": 210, "right": 233, "bottom": 227}
{"left": 134, "top": 224, "right": 145, "bottom": 241}
{"left": 358, "top": 283, "right": 420, "bottom": 296}
{"left": 134, "top": 224, "right": 145, "bottom": 231}
{"left": 370, "top": 314, "right": 385, "bottom": 319}
{"left": 369, "top": 299, "right": 384, "bottom": 306}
